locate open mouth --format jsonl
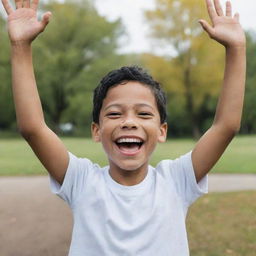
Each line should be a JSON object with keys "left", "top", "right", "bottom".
{"left": 115, "top": 137, "right": 144, "bottom": 155}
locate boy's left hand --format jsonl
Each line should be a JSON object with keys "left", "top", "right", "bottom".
{"left": 199, "top": 0, "right": 245, "bottom": 48}
{"left": 192, "top": 0, "right": 246, "bottom": 183}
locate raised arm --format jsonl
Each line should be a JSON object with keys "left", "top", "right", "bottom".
{"left": 2, "top": 0, "right": 69, "bottom": 184}
{"left": 192, "top": 0, "right": 246, "bottom": 182}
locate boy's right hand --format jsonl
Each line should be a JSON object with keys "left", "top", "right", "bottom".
{"left": 2, "top": 0, "right": 69, "bottom": 185}
{"left": 2, "top": 0, "right": 51, "bottom": 45}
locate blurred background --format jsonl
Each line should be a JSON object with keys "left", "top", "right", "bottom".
{"left": 0, "top": 0, "right": 256, "bottom": 255}
{"left": 0, "top": 0, "right": 256, "bottom": 138}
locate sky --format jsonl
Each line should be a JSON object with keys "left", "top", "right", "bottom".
{"left": 95, "top": 0, "right": 256, "bottom": 54}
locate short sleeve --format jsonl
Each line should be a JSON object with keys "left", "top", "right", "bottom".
{"left": 160, "top": 152, "right": 208, "bottom": 208}
{"left": 49, "top": 152, "right": 92, "bottom": 208}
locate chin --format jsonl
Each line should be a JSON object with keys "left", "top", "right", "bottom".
{"left": 115, "top": 160, "right": 147, "bottom": 173}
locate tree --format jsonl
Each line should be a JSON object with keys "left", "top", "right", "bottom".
{"left": 33, "top": 0, "right": 124, "bottom": 133}
{"left": 144, "top": 0, "right": 225, "bottom": 137}
{"left": 0, "top": 16, "right": 15, "bottom": 131}
{"left": 241, "top": 31, "right": 256, "bottom": 133}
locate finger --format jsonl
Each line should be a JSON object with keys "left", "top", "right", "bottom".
{"left": 31, "top": 0, "right": 39, "bottom": 11}
{"left": 206, "top": 0, "right": 217, "bottom": 21}
{"left": 1, "top": 0, "right": 14, "bottom": 14}
{"left": 226, "top": 1, "right": 232, "bottom": 17}
{"left": 234, "top": 12, "right": 240, "bottom": 22}
{"left": 213, "top": 0, "right": 224, "bottom": 16}
{"left": 23, "top": 0, "right": 30, "bottom": 8}
{"left": 199, "top": 19, "right": 215, "bottom": 36}
{"left": 15, "top": 0, "right": 22, "bottom": 8}
{"left": 40, "top": 12, "right": 52, "bottom": 31}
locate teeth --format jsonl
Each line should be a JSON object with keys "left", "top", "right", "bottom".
{"left": 116, "top": 138, "right": 143, "bottom": 143}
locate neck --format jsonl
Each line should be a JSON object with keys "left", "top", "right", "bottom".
{"left": 108, "top": 163, "right": 148, "bottom": 186}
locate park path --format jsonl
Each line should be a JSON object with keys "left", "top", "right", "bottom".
{"left": 0, "top": 174, "right": 256, "bottom": 256}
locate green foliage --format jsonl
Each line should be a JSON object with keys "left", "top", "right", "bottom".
{"left": 0, "top": 0, "right": 127, "bottom": 134}
{"left": 241, "top": 32, "right": 256, "bottom": 133}
{"left": 1, "top": 0, "right": 256, "bottom": 136}
{"left": 0, "top": 17, "right": 15, "bottom": 130}
{"left": 32, "top": 0, "right": 124, "bottom": 132}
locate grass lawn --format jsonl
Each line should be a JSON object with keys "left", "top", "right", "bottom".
{"left": 0, "top": 135, "right": 255, "bottom": 175}
{"left": 187, "top": 191, "right": 256, "bottom": 256}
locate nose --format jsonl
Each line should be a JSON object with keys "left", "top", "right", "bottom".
{"left": 120, "top": 117, "right": 138, "bottom": 130}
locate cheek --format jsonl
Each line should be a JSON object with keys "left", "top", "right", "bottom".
{"left": 98, "top": 121, "right": 118, "bottom": 142}
{"left": 144, "top": 123, "right": 161, "bottom": 138}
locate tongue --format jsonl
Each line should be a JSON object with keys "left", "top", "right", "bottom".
{"left": 118, "top": 143, "right": 140, "bottom": 153}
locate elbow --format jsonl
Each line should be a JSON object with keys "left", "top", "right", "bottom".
{"left": 213, "top": 115, "right": 242, "bottom": 136}
{"left": 225, "top": 123, "right": 241, "bottom": 136}
{"left": 232, "top": 124, "right": 241, "bottom": 135}
{"left": 227, "top": 127, "right": 240, "bottom": 140}
{"left": 213, "top": 122, "right": 241, "bottom": 139}
{"left": 19, "top": 128, "right": 35, "bottom": 141}
{"left": 227, "top": 122, "right": 241, "bottom": 135}
{"left": 18, "top": 124, "right": 46, "bottom": 141}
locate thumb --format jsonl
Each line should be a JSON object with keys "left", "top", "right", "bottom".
{"left": 41, "top": 11, "right": 52, "bottom": 31}
{"left": 198, "top": 19, "right": 214, "bottom": 36}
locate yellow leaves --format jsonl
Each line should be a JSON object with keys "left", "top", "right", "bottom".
{"left": 141, "top": 53, "right": 184, "bottom": 94}
{"left": 144, "top": 0, "right": 225, "bottom": 112}
{"left": 145, "top": 0, "right": 209, "bottom": 46}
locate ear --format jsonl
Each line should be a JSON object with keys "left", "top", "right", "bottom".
{"left": 158, "top": 122, "right": 168, "bottom": 143}
{"left": 91, "top": 122, "right": 101, "bottom": 142}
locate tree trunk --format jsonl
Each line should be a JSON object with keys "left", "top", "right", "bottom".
{"left": 183, "top": 52, "right": 201, "bottom": 139}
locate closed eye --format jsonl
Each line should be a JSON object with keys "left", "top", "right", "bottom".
{"left": 138, "top": 112, "right": 153, "bottom": 118}
{"left": 106, "top": 112, "right": 121, "bottom": 118}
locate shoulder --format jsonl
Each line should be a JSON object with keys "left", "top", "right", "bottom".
{"left": 50, "top": 152, "right": 107, "bottom": 206}
{"left": 62, "top": 152, "right": 106, "bottom": 187}
{"left": 68, "top": 152, "right": 101, "bottom": 173}
{"left": 155, "top": 152, "right": 193, "bottom": 175}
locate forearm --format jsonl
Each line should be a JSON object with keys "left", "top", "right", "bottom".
{"left": 11, "top": 43, "right": 46, "bottom": 136}
{"left": 213, "top": 46, "right": 246, "bottom": 133}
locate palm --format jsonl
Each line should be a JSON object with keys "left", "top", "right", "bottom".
{"left": 8, "top": 8, "right": 42, "bottom": 42}
{"left": 211, "top": 16, "right": 245, "bottom": 47}
{"left": 1, "top": 0, "right": 51, "bottom": 44}
{"left": 200, "top": 0, "right": 245, "bottom": 48}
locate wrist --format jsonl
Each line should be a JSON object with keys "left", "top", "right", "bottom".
{"left": 11, "top": 41, "right": 32, "bottom": 53}
{"left": 11, "top": 42, "right": 33, "bottom": 61}
{"left": 225, "top": 38, "right": 246, "bottom": 51}
{"left": 11, "top": 40, "right": 32, "bottom": 48}
{"left": 226, "top": 44, "right": 246, "bottom": 54}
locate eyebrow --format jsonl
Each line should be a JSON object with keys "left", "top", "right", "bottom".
{"left": 104, "top": 103, "right": 154, "bottom": 111}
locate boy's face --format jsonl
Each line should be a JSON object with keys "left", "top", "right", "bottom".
{"left": 92, "top": 81, "right": 167, "bottom": 175}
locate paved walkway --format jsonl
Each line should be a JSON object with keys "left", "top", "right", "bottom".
{"left": 1, "top": 173, "right": 256, "bottom": 193}
{"left": 0, "top": 174, "right": 256, "bottom": 256}
{"left": 208, "top": 173, "right": 256, "bottom": 192}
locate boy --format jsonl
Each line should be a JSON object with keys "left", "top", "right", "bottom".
{"left": 2, "top": 0, "right": 245, "bottom": 255}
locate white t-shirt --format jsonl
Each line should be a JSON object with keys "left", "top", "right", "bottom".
{"left": 50, "top": 151, "right": 208, "bottom": 256}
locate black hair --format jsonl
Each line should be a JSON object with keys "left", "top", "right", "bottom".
{"left": 92, "top": 66, "right": 167, "bottom": 124}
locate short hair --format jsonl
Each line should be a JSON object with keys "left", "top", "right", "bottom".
{"left": 92, "top": 66, "right": 167, "bottom": 124}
